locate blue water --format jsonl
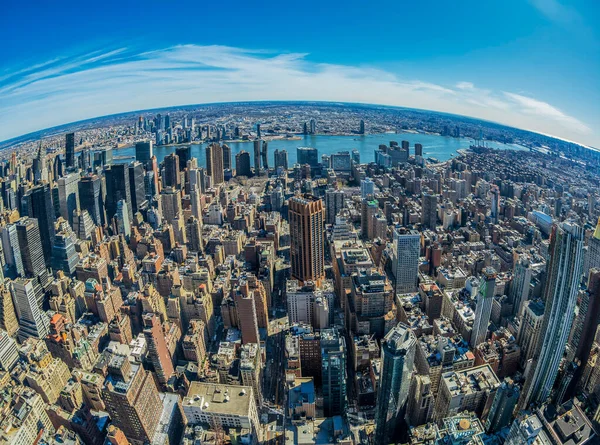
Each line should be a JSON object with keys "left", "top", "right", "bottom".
{"left": 113, "top": 133, "right": 526, "bottom": 167}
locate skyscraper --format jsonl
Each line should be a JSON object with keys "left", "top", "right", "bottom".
{"left": 222, "top": 143, "right": 232, "bottom": 171}
{"left": 274, "top": 149, "right": 288, "bottom": 170}
{"left": 143, "top": 313, "right": 174, "bottom": 387}
{"left": 162, "top": 153, "right": 180, "bottom": 188}
{"left": 51, "top": 231, "right": 79, "bottom": 275}
{"left": 236, "top": 151, "right": 252, "bottom": 177}
{"left": 421, "top": 193, "right": 438, "bottom": 230}
{"left": 58, "top": 172, "right": 80, "bottom": 227}
{"left": 297, "top": 147, "right": 319, "bottom": 167}
{"left": 470, "top": 267, "right": 496, "bottom": 348}
{"left": 12, "top": 278, "right": 50, "bottom": 341}
{"left": 510, "top": 255, "right": 534, "bottom": 316}
{"left": 234, "top": 288, "right": 260, "bottom": 345}
{"left": 585, "top": 217, "right": 600, "bottom": 278}
{"left": 485, "top": 380, "right": 519, "bottom": 433}
{"left": 78, "top": 174, "right": 105, "bottom": 226}
{"left": 360, "top": 178, "right": 375, "bottom": 199}
{"left": 321, "top": 328, "right": 347, "bottom": 417}
{"left": 289, "top": 195, "right": 325, "bottom": 283}
{"left": 175, "top": 146, "right": 191, "bottom": 170}
{"left": 490, "top": 185, "right": 500, "bottom": 223}
{"left": 128, "top": 161, "right": 146, "bottom": 213}
{"left": 65, "top": 132, "right": 75, "bottom": 170}
{"left": 261, "top": 140, "right": 269, "bottom": 170}
{"left": 374, "top": 323, "right": 416, "bottom": 444}
{"left": 135, "top": 141, "right": 153, "bottom": 167}
{"left": 253, "top": 139, "right": 261, "bottom": 173}
{"left": 105, "top": 164, "right": 132, "bottom": 224}
{"left": 23, "top": 184, "right": 55, "bottom": 264}
{"left": 415, "top": 143, "right": 423, "bottom": 157}
{"left": 16, "top": 217, "right": 49, "bottom": 291}
{"left": 324, "top": 188, "right": 345, "bottom": 225}
{"left": 102, "top": 352, "right": 162, "bottom": 444}
{"left": 520, "top": 222, "right": 584, "bottom": 408}
{"left": 206, "top": 143, "right": 224, "bottom": 185}
{"left": 393, "top": 227, "right": 420, "bottom": 294}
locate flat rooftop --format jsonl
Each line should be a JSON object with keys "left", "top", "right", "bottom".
{"left": 184, "top": 382, "right": 253, "bottom": 417}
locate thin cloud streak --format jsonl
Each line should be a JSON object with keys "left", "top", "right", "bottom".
{"left": 0, "top": 44, "right": 595, "bottom": 146}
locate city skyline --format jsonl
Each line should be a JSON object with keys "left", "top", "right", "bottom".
{"left": 1, "top": 0, "right": 599, "bottom": 147}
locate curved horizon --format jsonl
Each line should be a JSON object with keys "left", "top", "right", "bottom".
{"left": 1, "top": 44, "right": 597, "bottom": 149}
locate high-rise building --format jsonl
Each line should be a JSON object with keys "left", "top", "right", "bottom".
{"left": 261, "top": 140, "right": 269, "bottom": 170}
{"left": 236, "top": 151, "right": 252, "bottom": 177}
{"left": 78, "top": 174, "right": 105, "bottom": 226}
{"left": 0, "top": 329, "right": 19, "bottom": 371}
{"left": 297, "top": 147, "right": 319, "bottom": 167}
{"left": 143, "top": 313, "right": 175, "bottom": 387}
{"left": 374, "top": 323, "right": 416, "bottom": 444}
{"left": 324, "top": 188, "right": 345, "bottom": 225}
{"left": 102, "top": 353, "right": 163, "bottom": 444}
{"left": 0, "top": 283, "right": 18, "bottom": 337}
{"left": 58, "top": 172, "right": 80, "bottom": 226}
{"left": 11, "top": 277, "right": 49, "bottom": 341}
{"left": 16, "top": 217, "right": 49, "bottom": 291}
{"left": 175, "top": 146, "right": 191, "bottom": 170}
{"left": 470, "top": 267, "right": 496, "bottom": 348}
{"left": 359, "top": 119, "right": 365, "bottom": 134}
{"left": 23, "top": 183, "right": 55, "bottom": 264}
{"left": 520, "top": 222, "right": 584, "bottom": 409}
{"left": 206, "top": 143, "right": 224, "bottom": 185}
{"left": 160, "top": 187, "right": 182, "bottom": 225}
{"left": 289, "top": 195, "right": 325, "bottom": 283}
{"left": 105, "top": 164, "right": 132, "bottom": 224}
{"left": 128, "top": 161, "right": 146, "bottom": 213}
{"left": 485, "top": 379, "right": 519, "bottom": 433}
{"left": 510, "top": 255, "right": 534, "bottom": 315}
{"left": 321, "top": 328, "right": 347, "bottom": 417}
{"left": 415, "top": 143, "right": 423, "bottom": 157}
{"left": 162, "top": 153, "right": 180, "bottom": 188}
{"left": 585, "top": 217, "right": 600, "bottom": 278}
{"left": 310, "top": 118, "right": 316, "bottom": 134}
{"left": 1, "top": 224, "right": 24, "bottom": 278}
{"left": 421, "top": 193, "right": 438, "bottom": 230}
{"left": 135, "top": 141, "right": 153, "bottom": 167}
{"left": 274, "top": 149, "right": 288, "bottom": 170}
{"left": 393, "top": 227, "right": 420, "bottom": 294}
{"left": 253, "top": 139, "right": 261, "bottom": 173}
{"left": 65, "top": 132, "right": 75, "bottom": 170}
{"left": 490, "top": 185, "right": 500, "bottom": 223}
{"left": 115, "top": 200, "right": 131, "bottom": 238}
{"left": 234, "top": 289, "right": 260, "bottom": 345}
{"left": 517, "top": 299, "right": 545, "bottom": 365}
{"left": 360, "top": 178, "right": 375, "bottom": 199}
{"left": 51, "top": 232, "right": 79, "bottom": 275}
{"left": 222, "top": 143, "right": 232, "bottom": 171}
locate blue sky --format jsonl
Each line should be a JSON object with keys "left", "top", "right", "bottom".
{"left": 1, "top": 0, "right": 598, "bottom": 146}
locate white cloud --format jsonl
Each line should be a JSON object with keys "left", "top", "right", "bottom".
{"left": 0, "top": 44, "right": 595, "bottom": 146}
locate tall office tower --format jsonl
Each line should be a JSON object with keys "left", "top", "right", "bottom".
{"left": 58, "top": 172, "right": 80, "bottom": 226}
{"left": 135, "top": 141, "right": 153, "bottom": 167}
{"left": 470, "top": 268, "right": 496, "bottom": 348}
{"left": 325, "top": 188, "right": 345, "bottom": 225}
{"left": 303, "top": 122, "right": 308, "bottom": 135}
{"left": 236, "top": 151, "right": 252, "bottom": 177}
{"left": 186, "top": 216, "right": 203, "bottom": 252}
{"left": 222, "top": 144, "right": 232, "bottom": 171}
{"left": 0, "top": 283, "right": 18, "bottom": 337}
{"left": 274, "top": 149, "right": 288, "bottom": 170}
{"left": 163, "top": 153, "right": 180, "bottom": 188}
{"left": 1, "top": 224, "right": 24, "bottom": 278}
{"left": 0, "top": 329, "right": 19, "bottom": 371}
{"left": 16, "top": 217, "right": 49, "bottom": 291}
{"left": 310, "top": 118, "right": 316, "bottom": 134}
{"left": 570, "top": 270, "right": 600, "bottom": 380}
{"left": 105, "top": 164, "right": 132, "bottom": 224}
{"left": 510, "top": 255, "right": 533, "bottom": 315}
{"left": 175, "top": 146, "right": 191, "bottom": 170}
{"left": 374, "top": 323, "right": 416, "bottom": 444}
{"left": 234, "top": 289, "right": 260, "bottom": 345}
{"left": 206, "top": 143, "right": 224, "bottom": 185}
{"left": 253, "top": 139, "right": 261, "bottom": 173}
{"left": 585, "top": 217, "right": 600, "bottom": 278}
{"left": 51, "top": 232, "right": 79, "bottom": 275}
{"left": 78, "top": 175, "right": 104, "bottom": 226}
{"left": 517, "top": 299, "right": 545, "bottom": 364}
{"left": 393, "top": 227, "right": 420, "bottom": 294}
{"left": 256, "top": 123, "right": 261, "bottom": 139}
{"left": 289, "top": 195, "right": 325, "bottom": 283}
{"left": 65, "top": 132, "right": 75, "bottom": 170}
{"left": 490, "top": 185, "right": 500, "bottom": 223}
{"left": 160, "top": 187, "right": 182, "bottom": 225}
{"left": 143, "top": 313, "right": 174, "bottom": 386}
{"left": 190, "top": 185, "right": 202, "bottom": 221}
{"left": 164, "top": 113, "right": 170, "bottom": 129}
{"left": 261, "top": 140, "right": 269, "bottom": 170}
{"left": 415, "top": 143, "right": 423, "bottom": 157}
{"left": 485, "top": 379, "right": 519, "bottom": 433}
{"left": 321, "top": 328, "right": 347, "bottom": 417}
{"left": 520, "top": 222, "right": 584, "bottom": 409}
{"left": 421, "top": 193, "right": 438, "bottom": 230}
{"left": 360, "top": 178, "right": 375, "bottom": 199}
{"left": 359, "top": 119, "right": 365, "bottom": 134}
{"left": 102, "top": 353, "right": 162, "bottom": 444}
{"left": 297, "top": 147, "right": 319, "bottom": 167}
{"left": 23, "top": 184, "right": 55, "bottom": 264}
{"left": 128, "top": 161, "right": 146, "bottom": 213}
{"left": 116, "top": 200, "right": 131, "bottom": 238}
{"left": 12, "top": 278, "right": 49, "bottom": 341}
